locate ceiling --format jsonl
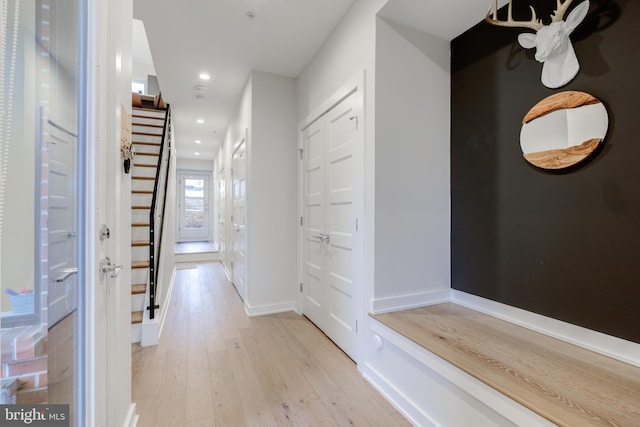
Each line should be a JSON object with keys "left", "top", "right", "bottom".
{"left": 133, "top": 0, "right": 356, "bottom": 161}
{"left": 133, "top": 0, "right": 506, "bottom": 162}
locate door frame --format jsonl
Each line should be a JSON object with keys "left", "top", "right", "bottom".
{"left": 297, "top": 71, "right": 366, "bottom": 364}
{"left": 176, "top": 170, "right": 212, "bottom": 242}
{"left": 230, "top": 136, "right": 247, "bottom": 302}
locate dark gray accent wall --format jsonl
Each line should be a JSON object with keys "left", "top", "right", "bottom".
{"left": 451, "top": 0, "right": 640, "bottom": 343}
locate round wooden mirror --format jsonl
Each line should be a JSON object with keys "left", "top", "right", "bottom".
{"left": 520, "top": 91, "right": 608, "bottom": 170}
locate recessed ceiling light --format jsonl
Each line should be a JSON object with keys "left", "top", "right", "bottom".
{"left": 199, "top": 73, "right": 210, "bottom": 80}
{"left": 246, "top": 11, "right": 256, "bottom": 21}
{"left": 196, "top": 119, "right": 204, "bottom": 124}
{"left": 195, "top": 140, "right": 201, "bottom": 144}
{"left": 194, "top": 152, "right": 200, "bottom": 156}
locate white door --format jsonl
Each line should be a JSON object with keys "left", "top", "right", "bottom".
{"left": 178, "top": 172, "right": 210, "bottom": 241}
{"left": 48, "top": 122, "right": 78, "bottom": 327}
{"left": 218, "top": 168, "right": 226, "bottom": 254}
{"left": 301, "top": 90, "right": 362, "bottom": 361}
{"left": 231, "top": 139, "right": 247, "bottom": 301}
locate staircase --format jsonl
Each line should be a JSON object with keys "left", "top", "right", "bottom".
{"left": 130, "top": 105, "right": 170, "bottom": 341}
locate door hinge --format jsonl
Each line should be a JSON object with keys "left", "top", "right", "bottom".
{"left": 299, "top": 148, "right": 304, "bottom": 160}
{"left": 355, "top": 218, "right": 358, "bottom": 232}
{"left": 300, "top": 283, "right": 303, "bottom": 293}
{"left": 231, "top": 261, "right": 234, "bottom": 269}
{"left": 300, "top": 216, "right": 303, "bottom": 226}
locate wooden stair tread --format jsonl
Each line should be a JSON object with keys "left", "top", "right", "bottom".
{"left": 132, "top": 114, "right": 164, "bottom": 121}
{"left": 133, "top": 131, "right": 163, "bottom": 137}
{"left": 131, "top": 240, "right": 150, "bottom": 247}
{"left": 131, "top": 222, "right": 150, "bottom": 227}
{"left": 132, "top": 176, "right": 155, "bottom": 180}
{"left": 133, "top": 123, "right": 164, "bottom": 129}
{"left": 135, "top": 152, "right": 160, "bottom": 157}
{"left": 133, "top": 163, "right": 157, "bottom": 168}
{"left": 132, "top": 190, "right": 153, "bottom": 194}
{"left": 132, "top": 106, "right": 167, "bottom": 113}
{"left": 132, "top": 261, "right": 150, "bottom": 269}
{"left": 131, "top": 311, "right": 143, "bottom": 324}
{"left": 133, "top": 141, "right": 161, "bottom": 146}
{"left": 131, "top": 284, "right": 146, "bottom": 295}
{"left": 132, "top": 205, "right": 151, "bottom": 210}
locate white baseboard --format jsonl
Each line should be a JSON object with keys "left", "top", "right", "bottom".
{"left": 123, "top": 403, "right": 137, "bottom": 427}
{"left": 371, "top": 289, "right": 450, "bottom": 314}
{"left": 244, "top": 301, "right": 297, "bottom": 317}
{"left": 451, "top": 290, "right": 640, "bottom": 368}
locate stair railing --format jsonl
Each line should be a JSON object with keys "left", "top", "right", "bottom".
{"left": 148, "top": 104, "right": 171, "bottom": 319}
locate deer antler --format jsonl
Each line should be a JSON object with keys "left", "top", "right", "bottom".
{"left": 551, "top": 0, "right": 575, "bottom": 22}
{"left": 486, "top": 0, "right": 544, "bottom": 31}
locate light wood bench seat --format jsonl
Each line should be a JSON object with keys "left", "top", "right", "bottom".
{"left": 372, "top": 303, "right": 640, "bottom": 426}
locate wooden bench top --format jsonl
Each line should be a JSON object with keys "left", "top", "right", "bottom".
{"left": 372, "top": 303, "right": 640, "bottom": 427}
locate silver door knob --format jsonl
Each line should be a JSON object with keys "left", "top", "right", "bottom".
{"left": 312, "top": 233, "right": 330, "bottom": 243}
{"left": 101, "top": 257, "right": 123, "bottom": 278}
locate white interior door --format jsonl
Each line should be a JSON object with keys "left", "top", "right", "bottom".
{"left": 218, "top": 168, "right": 226, "bottom": 253}
{"left": 48, "top": 122, "right": 78, "bottom": 326}
{"left": 178, "top": 172, "right": 210, "bottom": 241}
{"left": 232, "top": 139, "right": 247, "bottom": 301}
{"left": 301, "top": 90, "right": 361, "bottom": 361}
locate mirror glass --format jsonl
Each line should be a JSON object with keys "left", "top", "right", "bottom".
{"left": 1, "top": 0, "right": 39, "bottom": 324}
{"left": 520, "top": 91, "right": 608, "bottom": 170}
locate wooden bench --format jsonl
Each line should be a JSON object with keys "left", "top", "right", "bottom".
{"left": 371, "top": 303, "right": 640, "bottom": 426}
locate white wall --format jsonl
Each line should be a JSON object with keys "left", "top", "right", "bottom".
{"left": 217, "top": 72, "right": 297, "bottom": 315}
{"left": 372, "top": 18, "right": 451, "bottom": 312}
{"left": 176, "top": 159, "right": 213, "bottom": 171}
{"left": 220, "top": 77, "right": 252, "bottom": 276}
{"left": 247, "top": 71, "right": 297, "bottom": 314}
{"left": 102, "top": 0, "right": 135, "bottom": 424}
{"left": 296, "top": 0, "right": 387, "bottom": 323}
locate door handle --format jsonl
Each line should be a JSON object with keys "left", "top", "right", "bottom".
{"left": 56, "top": 267, "right": 78, "bottom": 283}
{"left": 312, "top": 233, "right": 330, "bottom": 243}
{"left": 101, "top": 257, "right": 123, "bottom": 278}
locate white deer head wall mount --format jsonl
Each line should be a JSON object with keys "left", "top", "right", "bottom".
{"left": 486, "top": 0, "right": 590, "bottom": 89}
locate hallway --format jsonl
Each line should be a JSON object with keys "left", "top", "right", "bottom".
{"left": 131, "top": 262, "right": 408, "bottom": 426}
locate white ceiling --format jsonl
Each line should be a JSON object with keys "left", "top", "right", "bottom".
{"left": 133, "top": 0, "right": 503, "bottom": 161}
{"left": 133, "top": 0, "right": 356, "bottom": 161}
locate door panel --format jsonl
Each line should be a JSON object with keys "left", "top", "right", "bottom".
{"left": 301, "top": 90, "right": 361, "bottom": 360}
{"left": 325, "top": 94, "right": 358, "bottom": 359}
{"left": 218, "top": 169, "right": 226, "bottom": 254}
{"left": 48, "top": 124, "right": 78, "bottom": 326}
{"left": 178, "top": 172, "right": 210, "bottom": 241}
{"left": 232, "top": 139, "right": 247, "bottom": 300}
{"left": 302, "top": 122, "right": 326, "bottom": 327}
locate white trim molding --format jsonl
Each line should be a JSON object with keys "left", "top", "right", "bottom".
{"left": 123, "top": 403, "right": 138, "bottom": 427}
{"left": 451, "top": 290, "right": 640, "bottom": 368}
{"left": 244, "top": 301, "right": 297, "bottom": 317}
{"left": 371, "top": 289, "right": 450, "bottom": 314}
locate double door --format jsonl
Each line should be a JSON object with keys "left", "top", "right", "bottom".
{"left": 301, "top": 90, "right": 362, "bottom": 361}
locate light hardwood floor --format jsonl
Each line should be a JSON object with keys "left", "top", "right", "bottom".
{"left": 132, "top": 262, "right": 409, "bottom": 427}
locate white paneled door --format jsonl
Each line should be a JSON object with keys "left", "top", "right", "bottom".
{"left": 232, "top": 139, "right": 247, "bottom": 301}
{"left": 301, "top": 89, "right": 362, "bottom": 361}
